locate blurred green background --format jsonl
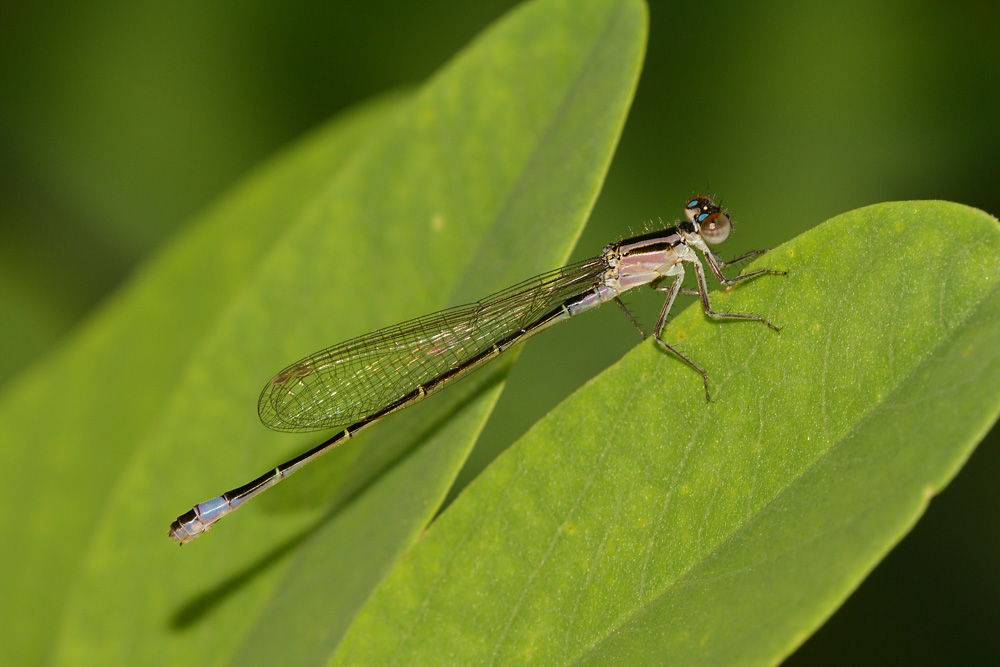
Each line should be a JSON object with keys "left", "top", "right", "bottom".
{"left": 2, "top": 1, "right": 997, "bottom": 663}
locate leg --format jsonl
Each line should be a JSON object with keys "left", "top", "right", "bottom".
{"left": 693, "top": 259, "right": 781, "bottom": 331}
{"left": 705, "top": 249, "right": 786, "bottom": 287}
{"left": 668, "top": 250, "right": 788, "bottom": 296}
{"left": 614, "top": 297, "right": 647, "bottom": 339}
{"left": 651, "top": 273, "right": 712, "bottom": 402}
{"left": 716, "top": 248, "right": 769, "bottom": 268}
{"left": 653, "top": 277, "right": 697, "bottom": 297}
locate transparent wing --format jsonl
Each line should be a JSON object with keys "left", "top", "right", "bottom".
{"left": 258, "top": 257, "right": 607, "bottom": 432}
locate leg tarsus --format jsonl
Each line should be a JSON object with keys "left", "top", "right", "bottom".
{"left": 654, "top": 337, "right": 711, "bottom": 402}
{"left": 717, "top": 248, "right": 767, "bottom": 268}
{"left": 694, "top": 260, "right": 781, "bottom": 332}
{"left": 651, "top": 274, "right": 712, "bottom": 401}
{"left": 705, "top": 249, "right": 786, "bottom": 287}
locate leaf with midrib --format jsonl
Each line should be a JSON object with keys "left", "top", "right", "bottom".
{"left": 19, "top": 0, "right": 647, "bottom": 665}
{"left": 331, "top": 201, "right": 1000, "bottom": 665}
{"left": 0, "top": 88, "right": 405, "bottom": 667}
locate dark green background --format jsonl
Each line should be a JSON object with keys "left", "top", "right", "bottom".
{"left": 2, "top": 1, "right": 997, "bottom": 663}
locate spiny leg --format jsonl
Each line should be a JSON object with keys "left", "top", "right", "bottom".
{"left": 676, "top": 251, "right": 784, "bottom": 296}
{"left": 705, "top": 249, "right": 786, "bottom": 287}
{"left": 692, "top": 259, "right": 781, "bottom": 332}
{"left": 614, "top": 297, "right": 648, "bottom": 339}
{"left": 716, "top": 248, "right": 769, "bottom": 268}
{"left": 651, "top": 273, "right": 712, "bottom": 401}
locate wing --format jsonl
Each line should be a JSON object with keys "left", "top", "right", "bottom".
{"left": 258, "top": 257, "right": 607, "bottom": 432}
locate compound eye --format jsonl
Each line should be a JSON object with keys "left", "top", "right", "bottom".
{"left": 684, "top": 196, "right": 713, "bottom": 223}
{"left": 699, "top": 211, "right": 732, "bottom": 244}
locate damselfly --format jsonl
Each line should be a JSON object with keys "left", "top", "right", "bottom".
{"left": 169, "top": 196, "right": 784, "bottom": 543}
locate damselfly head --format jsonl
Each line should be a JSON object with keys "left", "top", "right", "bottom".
{"left": 685, "top": 196, "right": 732, "bottom": 245}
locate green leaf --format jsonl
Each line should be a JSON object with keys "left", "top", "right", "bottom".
{"left": 0, "top": 89, "right": 405, "bottom": 667}
{"left": 331, "top": 201, "right": 1000, "bottom": 665}
{"left": 0, "top": 0, "right": 646, "bottom": 664}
